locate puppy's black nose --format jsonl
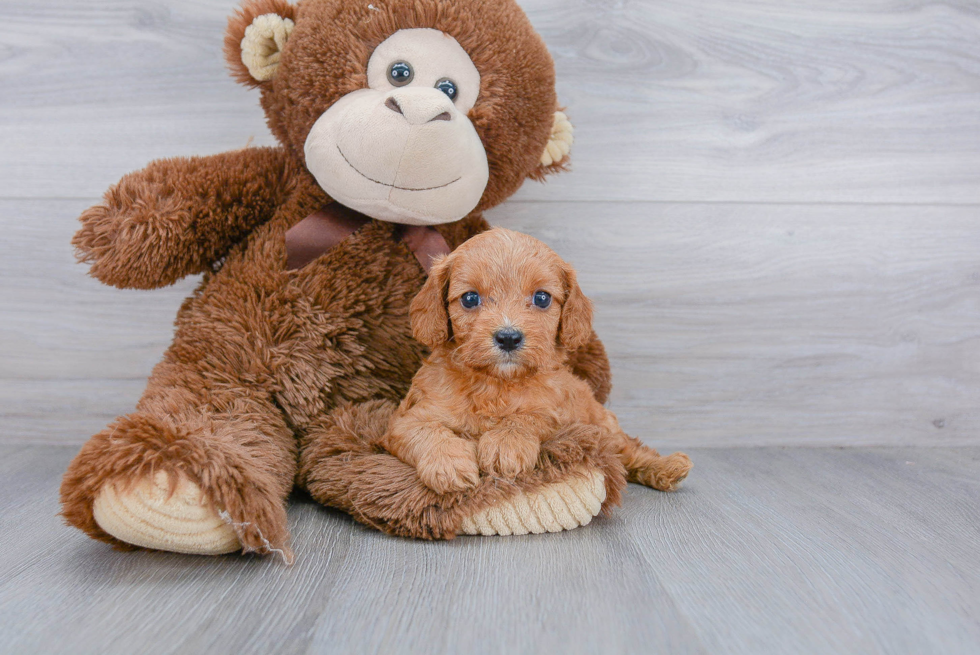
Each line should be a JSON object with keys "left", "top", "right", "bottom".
{"left": 494, "top": 327, "right": 524, "bottom": 352}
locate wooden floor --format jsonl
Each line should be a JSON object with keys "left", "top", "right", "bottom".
{"left": 0, "top": 445, "right": 978, "bottom": 654}
{"left": 2, "top": 0, "right": 979, "bottom": 652}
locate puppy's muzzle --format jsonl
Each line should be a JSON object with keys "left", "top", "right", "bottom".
{"left": 493, "top": 327, "right": 524, "bottom": 353}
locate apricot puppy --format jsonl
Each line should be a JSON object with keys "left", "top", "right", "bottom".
{"left": 382, "top": 228, "right": 692, "bottom": 495}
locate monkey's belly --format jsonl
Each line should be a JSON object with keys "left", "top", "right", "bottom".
{"left": 165, "top": 232, "right": 429, "bottom": 431}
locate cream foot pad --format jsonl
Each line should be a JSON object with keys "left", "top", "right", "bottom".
{"left": 93, "top": 471, "right": 241, "bottom": 555}
{"left": 459, "top": 469, "right": 606, "bottom": 536}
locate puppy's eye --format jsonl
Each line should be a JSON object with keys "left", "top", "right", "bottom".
{"left": 460, "top": 291, "right": 481, "bottom": 309}
{"left": 435, "top": 78, "right": 458, "bottom": 101}
{"left": 532, "top": 290, "right": 552, "bottom": 309}
{"left": 388, "top": 61, "right": 414, "bottom": 86}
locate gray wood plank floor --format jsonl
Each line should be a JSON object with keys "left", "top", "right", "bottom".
{"left": 1, "top": 446, "right": 978, "bottom": 654}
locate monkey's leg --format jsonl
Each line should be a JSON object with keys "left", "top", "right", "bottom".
{"left": 615, "top": 433, "right": 692, "bottom": 492}
{"left": 298, "top": 407, "right": 624, "bottom": 539}
{"left": 60, "top": 363, "right": 297, "bottom": 561}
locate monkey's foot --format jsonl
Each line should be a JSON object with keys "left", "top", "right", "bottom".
{"left": 92, "top": 470, "right": 241, "bottom": 555}
{"left": 460, "top": 468, "right": 606, "bottom": 536}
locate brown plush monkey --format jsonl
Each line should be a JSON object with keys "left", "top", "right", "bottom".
{"left": 60, "top": 0, "right": 618, "bottom": 560}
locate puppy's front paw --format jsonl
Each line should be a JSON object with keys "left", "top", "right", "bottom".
{"left": 417, "top": 439, "right": 480, "bottom": 494}
{"left": 478, "top": 430, "right": 540, "bottom": 479}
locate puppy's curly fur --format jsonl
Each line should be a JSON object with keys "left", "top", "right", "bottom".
{"left": 381, "top": 228, "right": 692, "bottom": 494}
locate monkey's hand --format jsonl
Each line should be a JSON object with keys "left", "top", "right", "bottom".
{"left": 73, "top": 146, "right": 292, "bottom": 289}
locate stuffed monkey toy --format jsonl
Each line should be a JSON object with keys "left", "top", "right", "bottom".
{"left": 60, "top": 0, "right": 621, "bottom": 561}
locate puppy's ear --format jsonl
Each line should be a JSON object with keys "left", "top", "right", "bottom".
{"left": 411, "top": 255, "right": 452, "bottom": 348}
{"left": 558, "top": 262, "right": 594, "bottom": 351}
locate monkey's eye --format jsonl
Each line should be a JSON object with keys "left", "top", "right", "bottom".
{"left": 532, "top": 290, "right": 552, "bottom": 309}
{"left": 435, "top": 78, "right": 458, "bottom": 101}
{"left": 388, "top": 62, "right": 414, "bottom": 86}
{"left": 460, "top": 291, "right": 481, "bottom": 309}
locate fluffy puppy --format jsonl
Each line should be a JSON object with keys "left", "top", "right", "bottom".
{"left": 382, "top": 228, "right": 692, "bottom": 495}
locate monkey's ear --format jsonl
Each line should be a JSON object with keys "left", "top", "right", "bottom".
{"left": 558, "top": 262, "right": 594, "bottom": 351}
{"left": 225, "top": 0, "right": 297, "bottom": 88}
{"left": 538, "top": 109, "right": 574, "bottom": 174}
{"left": 411, "top": 255, "right": 453, "bottom": 348}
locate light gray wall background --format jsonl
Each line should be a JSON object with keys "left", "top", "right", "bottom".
{"left": 2, "top": 0, "right": 979, "bottom": 447}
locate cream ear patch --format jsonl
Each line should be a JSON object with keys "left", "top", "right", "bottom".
{"left": 241, "top": 13, "right": 295, "bottom": 82}
{"left": 540, "top": 110, "right": 574, "bottom": 167}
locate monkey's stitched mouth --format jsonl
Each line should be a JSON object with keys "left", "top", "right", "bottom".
{"left": 338, "top": 146, "right": 461, "bottom": 191}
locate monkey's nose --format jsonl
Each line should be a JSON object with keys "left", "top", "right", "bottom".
{"left": 384, "top": 89, "right": 455, "bottom": 125}
{"left": 384, "top": 97, "right": 403, "bottom": 115}
{"left": 494, "top": 328, "right": 524, "bottom": 352}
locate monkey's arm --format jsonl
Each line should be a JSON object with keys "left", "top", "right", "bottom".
{"left": 73, "top": 147, "right": 294, "bottom": 289}
{"left": 567, "top": 331, "right": 613, "bottom": 404}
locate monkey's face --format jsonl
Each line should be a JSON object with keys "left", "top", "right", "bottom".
{"left": 304, "top": 29, "right": 489, "bottom": 226}
{"left": 227, "top": 0, "right": 572, "bottom": 224}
